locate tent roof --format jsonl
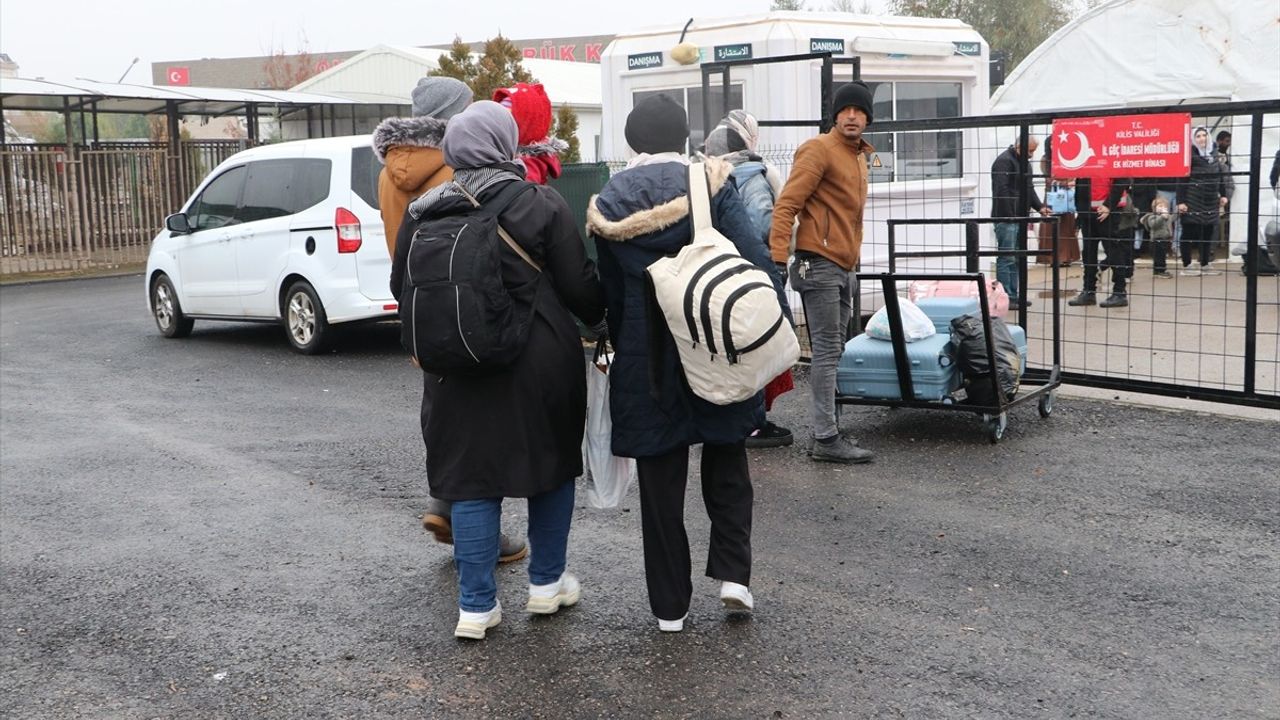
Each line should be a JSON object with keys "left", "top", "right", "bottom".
{"left": 991, "top": 0, "right": 1280, "bottom": 113}
{"left": 290, "top": 44, "right": 602, "bottom": 108}
{"left": 0, "top": 76, "right": 368, "bottom": 115}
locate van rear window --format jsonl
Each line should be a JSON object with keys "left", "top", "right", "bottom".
{"left": 350, "top": 147, "right": 381, "bottom": 210}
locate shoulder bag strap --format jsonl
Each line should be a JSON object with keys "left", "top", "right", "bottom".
{"left": 456, "top": 182, "right": 542, "bottom": 273}
{"left": 686, "top": 161, "right": 715, "bottom": 239}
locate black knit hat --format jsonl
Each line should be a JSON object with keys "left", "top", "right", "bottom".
{"left": 831, "top": 81, "right": 874, "bottom": 123}
{"left": 625, "top": 94, "right": 689, "bottom": 154}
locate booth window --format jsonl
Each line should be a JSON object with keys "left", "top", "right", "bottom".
{"left": 633, "top": 85, "right": 744, "bottom": 154}
{"left": 861, "top": 81, "right": 962, "bottom": 182}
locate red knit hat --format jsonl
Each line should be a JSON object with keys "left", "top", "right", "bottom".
{"left": 492, "top": 83, "right": 552, "bottom": 146}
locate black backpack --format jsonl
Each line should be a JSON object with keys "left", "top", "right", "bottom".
{"left": 948, "top": 313, "right": 1022, "bottom": 406}
{"left": 399, "top": 181, "right": 539, "bottom": 375}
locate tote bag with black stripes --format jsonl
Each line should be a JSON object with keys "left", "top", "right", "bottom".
{"left": 645, "top": 162, "right": 799, "bottom": 405}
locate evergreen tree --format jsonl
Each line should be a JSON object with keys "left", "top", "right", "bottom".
{"left": 552, "top": 105, "right": 581, "bottom": 164}
{"left": 431, "top": 34, "right": 533, "bottom": 102}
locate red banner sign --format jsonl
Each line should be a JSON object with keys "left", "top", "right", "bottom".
{"left": 166, "top": 66, "right": 190, "bottom": 86}
{"left": 1051, "top": 113, "right": 1191, "bottom": 178}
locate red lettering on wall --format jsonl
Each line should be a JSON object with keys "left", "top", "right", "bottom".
{"left": 586, "top": 43, "right": 602, "bottom": 63}
{"left": 560, "top": 45, "right": 577, "bottom": 62}
{"left": 523, "top": 48, "right": 537, "bottom": 59}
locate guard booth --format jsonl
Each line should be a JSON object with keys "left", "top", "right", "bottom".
{"left": 600, "top": 11, "right": 995, "bottom": 302}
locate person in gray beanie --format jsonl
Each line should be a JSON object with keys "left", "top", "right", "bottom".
{"left": 395, "top": 100, "right": 607, "bottom": 640}
{"left": 767, "top": 81, "right": 877, "bottom": 465}
{"left": 374, "top": 80, "right": 530, "bottom": 567}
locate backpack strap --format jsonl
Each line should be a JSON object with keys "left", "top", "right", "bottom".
{"left": 687, "top": 162, "right": 715, "bottom": 238}
{"left": 456, "top": 181, "right": 542, "bottom": 272}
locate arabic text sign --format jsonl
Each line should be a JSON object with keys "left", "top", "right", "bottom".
{"left": 714, "top": 44, "right": 753, "bottom": 62}
{"left": 1051, "top": 113, "right": 1191, "bottom": 178}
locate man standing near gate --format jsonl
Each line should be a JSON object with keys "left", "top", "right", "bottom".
{"left": 768, "top": 82, "right": 876, "bottom": 465}
{"left": 990, "top": 138, "right": 1050, "bottom": 309}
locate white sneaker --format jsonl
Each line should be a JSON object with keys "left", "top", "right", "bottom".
{"left": 1201, "top": 264, "right": 1223, "bottom": 276}
{"left": 525, "top": 573, "right": 581, "bottom": 615}
{"left": 657, "top": 614, "right": 687, "bottom": 632}
{"left": 454, "top": 601, "right": 502, "bottom": 640}
{"left": 1181, "top": 265, "right": 1201, "bottom": 277}
{"left": 719, "top": 581, "right": 754, "bottom": 612}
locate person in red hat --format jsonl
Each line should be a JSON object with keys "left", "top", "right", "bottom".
{"left": 492, "top": 83, "right": 568, "bottom": 185}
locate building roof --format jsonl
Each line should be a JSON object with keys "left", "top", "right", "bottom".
{"left": 289, "top": 44, "right": 602, "bottom": 108}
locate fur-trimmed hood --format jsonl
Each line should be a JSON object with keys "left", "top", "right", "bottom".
{"left": 371, "top": 116, "right": 447, "bottom": 162}
{"left": 519, "top": 136, "right": 568, "bottom": 158}
{"left": 586, "top": 155, "right": 732, "bottom": 243}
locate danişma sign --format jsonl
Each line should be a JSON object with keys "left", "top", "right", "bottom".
{"left": 810, "top": 38, "right": 845, "bottom": 54}
{"left": 627, "top": 52, "right": 664, "bottom": 71}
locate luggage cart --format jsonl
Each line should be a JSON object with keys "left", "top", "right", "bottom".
{"left": 835, "top": 216, "right": 1063, "bottom": 443}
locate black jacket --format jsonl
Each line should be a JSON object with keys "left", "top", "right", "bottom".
{"left": 587, "top": 157, "right": 784, "bottom": 458}
{"left": 1182, "top": 152, "right": 1225, "bottom": 226}
{"left": 397, "top": 178, "right": 606, "bottom": 500}
{"left": 991, "top": 146, "right": 1044, "bottom": 218}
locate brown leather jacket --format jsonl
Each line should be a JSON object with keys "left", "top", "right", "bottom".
{"left": 768, "top": 130, "right": 873, "bottom": 271}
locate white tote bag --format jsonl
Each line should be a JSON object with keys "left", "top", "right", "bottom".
{"left": 581, "top": 347, "right": 635, "bottom": 509}
{"left": 645, "top": 162, "right": 800, "bottom": 405}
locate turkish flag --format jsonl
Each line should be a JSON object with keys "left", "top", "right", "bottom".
{"left": 167, "top": 67, "right": 190, "bottom": 86}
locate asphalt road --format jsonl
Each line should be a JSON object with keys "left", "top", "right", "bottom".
{"left": 2, "top": 275, "right": 1277, "bottom": 719}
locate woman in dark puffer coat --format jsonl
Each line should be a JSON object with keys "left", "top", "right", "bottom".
{"left": 1178, "top": 125, "right": 1228, "bottom": 275}
{"left": 587, "top": 95, "right": 788, "bottom": 633}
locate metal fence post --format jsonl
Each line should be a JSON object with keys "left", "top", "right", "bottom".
{"left": 1243, "top": 112, "right": 1263, "bottom": 395}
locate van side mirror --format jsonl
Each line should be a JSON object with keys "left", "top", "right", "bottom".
{"left": 165, "top": 213, "right": 193, "bottom": 234}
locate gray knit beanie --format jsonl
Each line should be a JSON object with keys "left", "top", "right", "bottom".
{"left": 411, "top": 77, "right": 473, "bottom": 120}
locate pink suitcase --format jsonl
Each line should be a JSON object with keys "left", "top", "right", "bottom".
{"left": 908, "top": 278, "right": 1010, "bottom": 320}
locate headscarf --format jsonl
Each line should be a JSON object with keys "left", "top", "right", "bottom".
{"left": 442, "top": 101, "right": 519, "bottom": 170}
{"left": 705, "top": 110, "right": 760, "bottom": 156}
{"left": 1192, "top": 125, "right": 1213, "bottom": 159}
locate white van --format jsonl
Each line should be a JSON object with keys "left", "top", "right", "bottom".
{"left": 145, "top": 136, "right": 395, "bottom": 353}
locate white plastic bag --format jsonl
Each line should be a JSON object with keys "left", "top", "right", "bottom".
{"left": 582, "top": 353, "right": 635, "bottom": 509}
{"left": 864, "top": 297, "right": 937, "bottom": 343}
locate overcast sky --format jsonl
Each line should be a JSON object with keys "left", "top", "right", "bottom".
{"left": 1, "top": 0, "right": 893, "bottom": 83}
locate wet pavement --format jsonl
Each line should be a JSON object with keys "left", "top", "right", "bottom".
{"left": 2, "top": 276, "right": 1277, "bottom": 719}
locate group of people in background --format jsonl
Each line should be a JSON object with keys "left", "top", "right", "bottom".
{"left": 1011, "top": 124, "right": 1274, "bottom": 312}
{"left": 374, "top": 76, "right": 879, "bottom": 640}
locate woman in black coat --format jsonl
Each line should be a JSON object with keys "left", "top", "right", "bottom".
{"left": 397, "top": 101, "right": 606, "bottom": 640}
{"left": 1179, "top": 126, "right": 1228, "bottom": 275}
{"left": 586, "top": 96, "right": 788, "bottom": 633}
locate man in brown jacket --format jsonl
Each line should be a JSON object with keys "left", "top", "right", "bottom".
{"left": 768, "top": 81, "right": 876, "bottom": 464}
{"left": 372, "top": 77, "right": 528, "bottom": 563}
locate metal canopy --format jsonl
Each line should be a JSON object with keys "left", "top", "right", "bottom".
{"left": 0, "top": 77, "right": 365, "bottom": 116}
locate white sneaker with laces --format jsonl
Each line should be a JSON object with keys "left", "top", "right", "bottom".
{"left": 658, "top": 614, "right": 687, "bottom": 632}
{"left": 526, "top": 573, "right": 581, "bottom": 615}
{"left": 455, "top": 601, "right": 502, "bottom": 640}
{"left": 719, "top": 581, "right": 754, "bottom": 612}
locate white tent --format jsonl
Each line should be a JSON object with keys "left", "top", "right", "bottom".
{"left": 990, "top": 0, "right": 1280, "bottom": 252}
{"left": 991, "top": 0, "right": 1280, "bottom": 112}
{"left": 288, "top": 45, "right": 603, "bottom": 160}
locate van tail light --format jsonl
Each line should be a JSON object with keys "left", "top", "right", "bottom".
{"left": 336, "top": 207, "right": 362, "bottom": 253}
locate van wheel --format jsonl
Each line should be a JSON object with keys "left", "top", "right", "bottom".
{"left": 283, "top": 280, "right": 329, "bottom": 354}
{"left": 151, "top": 274, "right": 194, "bottom": 338}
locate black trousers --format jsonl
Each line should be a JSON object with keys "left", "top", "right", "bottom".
{"left": 1181, "top": 221, "right": 1215, "bottom": 267}
{"left": 1080, "top": 212, "right": 1134, "bottom": 292}
{"left": 1080, "top": 212, "right": 1105, "bottom": 292}
{"left": 636, "top": 442, "right": 752, "bottom": 622}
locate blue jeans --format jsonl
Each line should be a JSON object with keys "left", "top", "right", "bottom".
{"left": 994, "top": 222, "right": 1019, "bottom": 300}
{"left": 451, "top": 480, "right": 575, "bottom": 612}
